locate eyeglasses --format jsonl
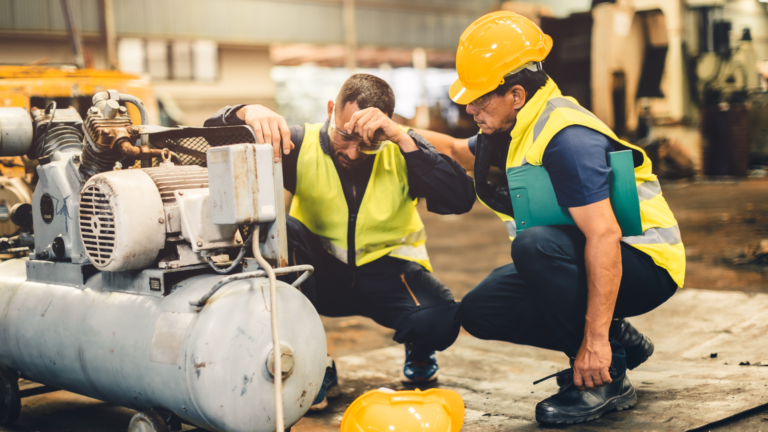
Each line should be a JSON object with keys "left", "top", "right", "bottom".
{"left": 328, "top": 111, "right": 387, "bottom": 155}
{"left": 468, "top": 93, "right": 495, "bottom": 110}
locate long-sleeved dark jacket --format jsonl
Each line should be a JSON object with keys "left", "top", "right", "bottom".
{"left": 205, "top": 105, "right": 476, "bottom": 266}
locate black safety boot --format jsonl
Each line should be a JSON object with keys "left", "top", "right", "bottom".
{"left": 535, "top": 345, "right": 636, "bottom": 425}
{"left": 610, "top": 319, "right": 654, "bottom": 370}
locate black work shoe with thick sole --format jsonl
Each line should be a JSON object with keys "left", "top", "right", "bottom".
{"left": 536, "top": 371, "right": 637, "bottom": 425}
{"left": 611, "top": 319, "right": 654, "bottom": 370}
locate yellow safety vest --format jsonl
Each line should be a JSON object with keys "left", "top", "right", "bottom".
{"left": 483, "top": 79, "right": 685, "bottom": 287}
{"left": 289, "top": 123, "right": 432, "bottom": 271}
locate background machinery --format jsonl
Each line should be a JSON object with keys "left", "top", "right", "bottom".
{"left": 0, "top": 91, "right": 326, "bottom": 432}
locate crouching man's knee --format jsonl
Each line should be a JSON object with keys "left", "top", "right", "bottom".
{"left": 393, "top": 302, "right": 462, "bottom": 352}
{"left": 459, "top": 289, "right": 498, "bottom": 341}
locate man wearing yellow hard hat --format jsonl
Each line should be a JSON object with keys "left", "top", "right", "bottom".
{"left": 420, "top": 11, "right": 685, "bottom": 425}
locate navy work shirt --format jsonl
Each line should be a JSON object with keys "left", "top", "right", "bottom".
{"left": 469, "top": 125, "right": 615, "bottom": 208}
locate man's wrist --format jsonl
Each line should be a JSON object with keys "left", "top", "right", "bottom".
{"left": 393, "top": 130, "right": 417, "bottom": 152}
{"left": 236, "top": 105, "right": 248, "bottom": 121}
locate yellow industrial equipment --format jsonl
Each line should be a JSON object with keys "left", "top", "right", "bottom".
{"left": 341, "top": 388, "right": 465, "bottom": 432}
{"left": 0, "top": 66, "right": 158, "bottom": 241}
{"left": 0, "top": 66, "right": 159, "bottom": 125}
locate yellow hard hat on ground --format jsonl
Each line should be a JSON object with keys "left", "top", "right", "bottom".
{"left": 341, "top": 388, "right": 465, "bottom": 432}
{"left": 449, "top": 11, "right": 553, "bottom": 105}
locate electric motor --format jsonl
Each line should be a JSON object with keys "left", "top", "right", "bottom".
{"left": 79, "top": 164, "right": 241, "bottom": 272}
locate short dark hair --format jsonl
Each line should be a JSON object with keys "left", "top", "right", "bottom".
{"left": 336, "top": 74, "right": 396, "bottom": 118}
{"left": 489, "top": 66, "right": 549, "bottom": 101}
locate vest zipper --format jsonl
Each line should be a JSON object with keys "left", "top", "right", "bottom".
{"left": 348, "top": 173, "right": 358, "bottom": 268}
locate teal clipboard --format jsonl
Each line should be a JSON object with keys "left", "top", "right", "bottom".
{"left": 507, "top": 150, "right": 643, "bottom": 236}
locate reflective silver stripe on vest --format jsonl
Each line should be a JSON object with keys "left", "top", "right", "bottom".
{"left": 389, "top": 243, "right": 430, "bottom": 261}
{"left": 318, "top": 229, "right": 428, "bottom": 264}
{"left": 533, "top": 98, "right": 600, "bottom": 144}
{"left": 505, "top": 221, "right": 517, "bottom": 238}
{"left": 622, "top": 224, "right": 682, "bottom": 246}
{"left": 319, "top": 237, "right": 350, "bottom": 264}
{"left": 355, "top": 229, "right": 428, "bottom": 262}
{"left": 637, "top": 180, "right": 661, "bottom": 202}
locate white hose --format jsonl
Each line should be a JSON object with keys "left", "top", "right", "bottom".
{"left": 252, "top": 224, "right": 284, "bottom": 432}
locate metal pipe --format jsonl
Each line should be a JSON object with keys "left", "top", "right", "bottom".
{"left": 117, "top": 94, "right": 149, "bottom": 126}
{"left": 189, "top": 265, "right": 313, "bottom": 309}
{"left": 252, "top": 224, "right": 283, "bottom": 432}
{"left": 117, "top": 93, "right": 150, "bottom": 147}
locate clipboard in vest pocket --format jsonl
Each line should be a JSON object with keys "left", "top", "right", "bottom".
{"left": 507, "top": 150, "right": 643, "bottom": 236}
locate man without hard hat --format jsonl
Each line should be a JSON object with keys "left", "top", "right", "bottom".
{"left": 204, "top": 74, "right": 475, "bottom": 412}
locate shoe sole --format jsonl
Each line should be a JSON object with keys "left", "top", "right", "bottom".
{"left": 535, "top": 386, "right": 637, "bottom": 425}
{"left": 399, "top": 369, "right": 439, "bottom": 384}
{"left": 309, "top": 396, "right": 328, "bottom": 411}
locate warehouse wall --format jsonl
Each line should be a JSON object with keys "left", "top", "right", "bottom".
{"left": 153, "top": 45, "right": 275, "bottom": 127}
{"left": 0, "top": 0, "right": 499, "bottom": 50}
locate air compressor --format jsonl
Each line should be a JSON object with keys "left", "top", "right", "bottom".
{"left": 0, "top": 91, "right": 326, "bottom": 432}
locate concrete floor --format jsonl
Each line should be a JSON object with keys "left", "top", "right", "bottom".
{"left": 1, "top": 179, "right": 767, "bottom": 431}
{"left": 294, "top": 289, "right": 768, "bottom": 431}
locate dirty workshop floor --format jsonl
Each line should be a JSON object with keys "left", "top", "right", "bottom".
{"left": 1, "top": 178, "right": 767, "bottom": 432}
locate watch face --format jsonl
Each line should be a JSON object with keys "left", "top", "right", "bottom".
{"left": 41, "top": 193, "right": 54, "bottom": 224}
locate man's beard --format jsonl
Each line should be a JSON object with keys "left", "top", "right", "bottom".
{"left": 333, "top": 151, "right": 367, "bottom": 169}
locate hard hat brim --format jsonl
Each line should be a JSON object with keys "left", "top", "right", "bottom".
{"left": 449, "top": 78, "right": 490, "bottom": 106}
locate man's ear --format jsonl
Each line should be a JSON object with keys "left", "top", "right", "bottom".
{"left": 509, "top": 85, "right": 527, "bottom": 111}
{"left": 327, "top": 100, "right": 335, "bottom": 120}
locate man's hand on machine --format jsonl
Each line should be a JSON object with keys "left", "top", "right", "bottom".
{"left": 573, "top": 337, "right": 613, "bottom": 391}
{"left": 344, "top": 107, "right": 418, "bottom": 153}
{"left": 236, "top": 104, "right": 295, "bottom": 162}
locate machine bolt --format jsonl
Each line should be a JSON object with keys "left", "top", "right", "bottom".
{"left": 236, "top": 238, "right": 242, "bottom": 244}
{"left": 101, "top": 129, "right": 111, "bottom": 136}
{"left": 118, "top": 106, "right": 128, "bottom": 114}
{"left": 158, "top": 218, "right": 164, "bottom": 224}
{"left": 521, "top": 221, "right": 525, "bottom": 225}
{"left": 196, "top": 241, "right": 203, "bottom": 247}
{"left": 72, "top": 155, "right": 80, "bottom": 162}
{"left": 89, "top": 106, "right": 99, "bottom": 114}
{"left": 266, "top": 344, "right": 296, "bottom": 379}
{"left": 178, "top": 191, "right": 184, "bottom": 196}
{"left": 517, "top": 194, "right": 520, "bottom": 198}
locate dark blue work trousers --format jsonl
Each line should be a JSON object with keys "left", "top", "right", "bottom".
{"left": 280, "top": 216, "right": 462, "bottom": 353}
{"left": 461, "top": 225, "right": 678, "bottom": 357}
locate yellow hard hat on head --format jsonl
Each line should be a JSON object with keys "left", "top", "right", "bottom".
{"left": 449, "top": 11, "right": 553, "bottom": 105}
{"left": 341, "top": 388, "right": 465, "bottom": 432}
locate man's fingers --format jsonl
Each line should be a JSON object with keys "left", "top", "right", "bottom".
{"left": 260, "top": 119, "right": 279, "bottom": 161}
{"left": 267, "top": 117, "right": 281, "bottom": 148}
{"left": 344, "top": 110, "right": 363, "bottom": 135}
{"left": 278, "top": 117, "right": 292, "bottom": 155}
{"left": 573, "top": 370, "right": 584, "bottom": 390}
{"left": 251, "top": 119, "right": 266, "bottom": 145}
{"left": 366, "top": 119, "right": 386, "bottom": 144}
{"left": 355, "top": 111, "right": 380, "bottom": 143}
{"left": 591, "top": 371, "right": 605, "bottom": 388}
{"left": 582, "top": 374, "right": 596, "bottom": 390}
{"left": 600, "top": 367, "right": 613, "bottom": 385}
